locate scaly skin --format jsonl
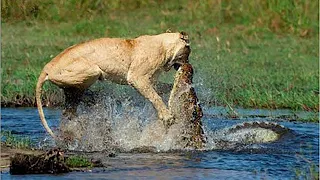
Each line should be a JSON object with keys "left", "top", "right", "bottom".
{"left": 168, "top": 63, "right": 206, "bottom": 149}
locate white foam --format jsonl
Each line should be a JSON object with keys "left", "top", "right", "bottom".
{"left": 57, "top": 91, "right": 285, "bottom": 152}
{"left": 58, "top": 93, "right": 192, "bottom": 152}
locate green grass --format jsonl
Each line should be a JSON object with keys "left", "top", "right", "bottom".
{"left": 1, "top": 130, "right": 32, "bottom": 149}
{"left": 1, "top": 0, "right": 319, "bottom": 114}
{"left": 295, "top": 163, "right": 319, "bottom": 180}
{"left": 193, "top": 28, "right": 319, "bottom": 111}
{"left": 65, "top": 155, "right": 93, "bottom": 168}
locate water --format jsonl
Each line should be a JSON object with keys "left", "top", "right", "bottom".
{"left": 1, "top": 107, "right": 319, "bottom": 179}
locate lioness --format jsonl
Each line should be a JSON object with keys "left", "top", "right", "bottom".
{"left": 36, "top": 32, "right": 191, "bottom": 138}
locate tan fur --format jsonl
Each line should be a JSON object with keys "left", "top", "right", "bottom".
{"left": 36, "top": 32, "right": 191, "bottom": 138}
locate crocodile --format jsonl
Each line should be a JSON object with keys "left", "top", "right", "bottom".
{"left": 168, "top": 63, "right": 206, "bottom": 149}
{"left": 214, "top": 121, "right": 291, "bottom": 147}
{"left": 58, "top": 63, "right": 292, "bottom": 152}
{"left": 167, "top": 63, "right": 291, "bottom": 150}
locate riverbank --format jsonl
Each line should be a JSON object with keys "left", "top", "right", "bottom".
{"left": 2, "top": 0, "right": 319, "bottom": 112}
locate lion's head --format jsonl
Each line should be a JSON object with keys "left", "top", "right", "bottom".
{"left": 162, "top": 32, "right": 191, "bottom": 71}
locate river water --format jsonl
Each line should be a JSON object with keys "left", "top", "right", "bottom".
{"left": 1, "top": 107, "right": 319, "bottom": 179}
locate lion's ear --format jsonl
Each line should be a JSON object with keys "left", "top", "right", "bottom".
{"left": 180, "top": 32, "right": 189, "bottom": 40}
{"left": 180, "top": 31, "right": 190, "bottom": 45}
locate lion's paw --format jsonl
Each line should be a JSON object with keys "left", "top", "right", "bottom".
{"left": 162, "top": 115, "right": 175, "bottom": 130}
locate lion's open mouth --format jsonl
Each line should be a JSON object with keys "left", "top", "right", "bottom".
{"left": 164, "top": 61, "right": 182, "bottom": 71}
{"left": 164, "top": 57, "right": 188, "bottom": 71}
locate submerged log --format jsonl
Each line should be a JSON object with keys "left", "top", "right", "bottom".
{"left": 10, "top": 148, "right": 70, "bottom": 175}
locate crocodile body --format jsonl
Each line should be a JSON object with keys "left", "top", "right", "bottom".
{"left": 168, "top": 63, "right": 291, "bottom": 150}
{"left": 168, "top": 63, "right": 206, "bottom": 149}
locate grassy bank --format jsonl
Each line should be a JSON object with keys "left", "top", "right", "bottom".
{"left": 1, "top": 0, "right": 319, "bottom": 112}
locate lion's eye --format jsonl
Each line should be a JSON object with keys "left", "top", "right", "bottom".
{"left": 181, "top": 38, "right": 190, "bottom": 46}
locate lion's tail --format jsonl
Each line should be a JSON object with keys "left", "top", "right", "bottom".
{"left": 36, "top": 70, "right": 56, "bottom": 138}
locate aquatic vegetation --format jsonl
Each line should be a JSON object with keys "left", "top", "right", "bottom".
{"left": 295, "top": 164, "right": 319, "bottom": 180}
{"left": 294, "top": 154, "right": 319, "bottom": 180}
{"left": 1, "top": 130, "right": 32, "bottom": 149}
{"left": 65, "top": 155, "right": 93, "bottom": 168}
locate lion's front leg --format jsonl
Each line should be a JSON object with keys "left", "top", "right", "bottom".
{"left": 154, "top": 82, "right": 173, "bottom": 95}
{"left": 127, "top": 75, "right": 174, "bottom": 128}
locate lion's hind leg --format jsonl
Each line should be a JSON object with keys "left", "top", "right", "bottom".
{"left": 48, "top": 62, "right": 103, "bottom": 89}
{"left": 48, "top": 60, "right": 103, "bottom": 119}
{"left": 62, "top": 87, "right": 85, "bottom": 119}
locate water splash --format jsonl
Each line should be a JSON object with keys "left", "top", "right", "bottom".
{"left": 55, "top": 90, "right": 291, "bottom": 153}
{"left": 56, "top": 91, "right": 192, "bottom": 152}
{"left": 51, "top": 63, "right": 291, "bottom": 152}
